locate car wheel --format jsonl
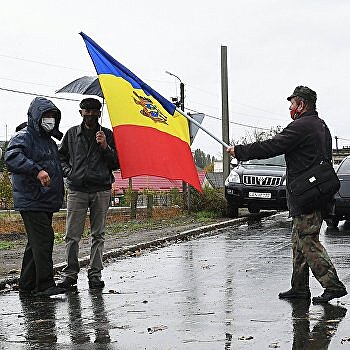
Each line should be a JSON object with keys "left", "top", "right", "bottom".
{"left": 248, "top": 206, "right": 260, "bottom": 214}
{"left": 227, "top": 206, "right": 238, "bottom": 218}
{"left": 325, "top": 217, "right": 339, "bottom": 228}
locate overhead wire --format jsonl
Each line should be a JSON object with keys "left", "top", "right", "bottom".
{"left": 185, "top": 106, "right": 271, "bottom": 131}
{"left": 0, "top": 52, "right": 349, "bottom": 141}
{"left": 0, "top": 53, "right": 89, "bottom": 73}
{"left": 186, "top": 99, "right": 286, "bottom": 121}
{"left": 0, "top": 83, "right": 273, "bottom": 130}
{"left": 0, "top": 87, "right": 79, "bottom": 102}
{"left": 0, "top": 53, "right": 284, "bottom": 119}
{"left": 185, "top": 82, "right": 284, "bottom": 116}
{"left": 1, "top": 85, "right": 350, "bottom": 141}
{"left": 156, "top": 78, "right": 286, "bottom": 121}
{"left": 337, "top": 137, "right": 350, "bottom": 142}
{"left": 0, "top": 76, "right": 56, "bottom": 88}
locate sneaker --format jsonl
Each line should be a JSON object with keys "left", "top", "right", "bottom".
{"left": 312, "top": 289, "right": 347, "bottom": 304}
{"left": 88, "top": 276, "right": 105, "bottom": 289}
{"left": 57, "top": 276, "right": 77, "bottom": 289}
{"left": 32, "top": 285, "right": 66, "bottom": 297}
{"left": 278, "top": 288, "right": 311, "bottom": 300}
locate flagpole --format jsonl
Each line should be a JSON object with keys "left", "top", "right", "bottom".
{"left": 176, "top": 108, "right": 230, "bottom": 148}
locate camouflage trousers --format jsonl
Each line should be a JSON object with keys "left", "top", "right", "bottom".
{"left": 291, "top": 210, "right": 346, "bottom": 292}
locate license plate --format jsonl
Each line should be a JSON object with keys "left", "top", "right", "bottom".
{"left": 248, "top": 192, "right": 271, "bottom": 199}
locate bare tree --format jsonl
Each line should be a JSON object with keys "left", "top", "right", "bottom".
{"left": 231, "top": 126, "right": 282, "bottom": 145}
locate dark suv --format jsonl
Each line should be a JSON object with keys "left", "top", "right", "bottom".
{"left": 325, "top": 156, "right": 350, "bottom": 228}
{"left": 225, "top": 154, "right": 287, "bottom": 217}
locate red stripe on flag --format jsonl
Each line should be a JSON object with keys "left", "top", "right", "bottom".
{"left": 113, "top": 125, "right": 201, "bottom": 191}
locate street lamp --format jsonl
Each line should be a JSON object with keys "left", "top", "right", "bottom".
{"left": 165, "top": 71, "right": 184, "bottom": 112}
{"left": 165, "top": 71, "right": 190, "bottom": 211}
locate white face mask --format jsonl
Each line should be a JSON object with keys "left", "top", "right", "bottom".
{"left": 41, "top": 117, "right": 55, "bottom": 132}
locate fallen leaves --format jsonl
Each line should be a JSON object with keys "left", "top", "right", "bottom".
{"left": 341, "top": 337, "right": 350, "bottom": 344}
{"left": 147, "top": 325, "right": 168, "bottom": 334}
{"left": 238, "top": 335, "right": 254, "bottom": 341}
{"left": 108, "top": 289, "right": 120, "bottom": 294}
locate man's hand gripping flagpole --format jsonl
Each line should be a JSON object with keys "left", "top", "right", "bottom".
{"left": 175, "top": 108, "right": 230, "bottom": 149}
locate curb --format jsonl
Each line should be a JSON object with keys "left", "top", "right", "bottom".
{"left": 0, "top": 212, "right": 274, "bottom": 290}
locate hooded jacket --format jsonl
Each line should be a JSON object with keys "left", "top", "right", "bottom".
{"left": 5, "top": 97, "right": 64, "bottom": 212}
{"left": 234, "top": 111, "right": 333, "bottom": 216}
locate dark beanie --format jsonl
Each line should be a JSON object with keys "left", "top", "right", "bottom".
{"left": 79, "top": 98, "right": 102, "bottom": 110}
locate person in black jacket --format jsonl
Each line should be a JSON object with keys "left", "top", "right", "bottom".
{"left": 227, "top": 86, "right": 347, "bottom": 303}
{"left": 5, "top": 97, "right": 66, "bottom": 297}
{"left": 58, "top": 98, "right": 119, "bottom": 289}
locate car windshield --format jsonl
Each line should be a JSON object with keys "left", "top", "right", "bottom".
{"left": 242, "top": 154, "right": 286, "bottom": 167}
{"left": 337, "top": 157, "right": 350, "bottom": 173}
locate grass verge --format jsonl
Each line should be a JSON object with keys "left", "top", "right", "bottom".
{"left": 0, "top": 209, "right": 226, "bottom": 248}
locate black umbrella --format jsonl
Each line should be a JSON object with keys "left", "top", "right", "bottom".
{"left": 56, "top": 76, "right": 103, "bottom": 98}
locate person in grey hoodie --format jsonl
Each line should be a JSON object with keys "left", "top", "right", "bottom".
{"left": 5, "top": 97, "right": 66, "bottom": 297}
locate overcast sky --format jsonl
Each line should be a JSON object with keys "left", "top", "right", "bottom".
{"left": 1, "top": 0, "right": 350, "bottom": 158}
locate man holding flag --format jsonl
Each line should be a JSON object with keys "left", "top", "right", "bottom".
{"left": 58, "top": 98, "right": 119, "bottom": 290}
{"left": 57, "top": 31, "right": 202, "bottom": 290}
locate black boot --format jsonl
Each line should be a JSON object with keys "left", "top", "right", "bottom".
{"left": 88, "top": 276, "right": 105, "bottom": 289}
{"left": 32, "top": 285, "right": 66, "bottom": 297}
{"left": 279, "top": 288, "right": 311, "bottom": 300}
{"left": 312, "top": 289, "right": 347, "bottom": 303}
{"left": 57, "top": 276, "right": 77, "bottom": 289}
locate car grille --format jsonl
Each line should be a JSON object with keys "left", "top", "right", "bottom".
{"left": 243, "top": 175, "right": 282, "bottom": 187}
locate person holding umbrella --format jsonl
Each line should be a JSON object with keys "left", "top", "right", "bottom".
{"left": 58, "top": 98, "right": 119, "bottom": 289}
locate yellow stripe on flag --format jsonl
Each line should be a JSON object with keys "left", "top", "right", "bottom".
{"left": 99, "top": 74, "right": 190, "bottom": 144}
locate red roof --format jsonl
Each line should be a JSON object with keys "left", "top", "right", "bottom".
{"left": 112, "top": 170, "right": 206, "bottom": 194}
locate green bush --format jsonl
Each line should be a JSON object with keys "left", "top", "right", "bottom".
{"left": 190, "top": 185, "right": 227, "bottom": 216}
{"left": 123, "top": 188, "right": 139, "bottom": 206}
{"left": 169, "top": 188, "right": 182, "bottom": 206}
{"left": 0, "top": 169, "right": 13, "bottom": 210}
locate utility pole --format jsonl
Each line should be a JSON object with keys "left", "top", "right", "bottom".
{"left": 166, "top": 71, "right": 191, "bottom": 212}
{"left": 221, "top": 46, "right": 230, "bottom": 185}
{"left": 335, "top": 136, "right": 339, "bottom": 153}
{"left": 180, "top": 82, "right": 184, "bottom": 111}
{"left": 334, "top": 136, "right": 339, "bottom": 164}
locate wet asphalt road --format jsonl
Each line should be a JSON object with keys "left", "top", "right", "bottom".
{"left": 0, "top": 212, "right": 350, "bottom": 349}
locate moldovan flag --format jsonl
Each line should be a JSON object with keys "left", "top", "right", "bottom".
{"left": 80, "top": 32, "right": 201, "bottom": 191}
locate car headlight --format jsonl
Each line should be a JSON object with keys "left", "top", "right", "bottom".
{"left": 225, "top": 171, "right": 240, "bottom": 186}
{"left": 282, "top": 178, "right": 286, "bottom": 186}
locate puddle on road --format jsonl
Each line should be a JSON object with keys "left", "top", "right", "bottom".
{"left": 0, "top": 212, "right": 349, "bottom": 349}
